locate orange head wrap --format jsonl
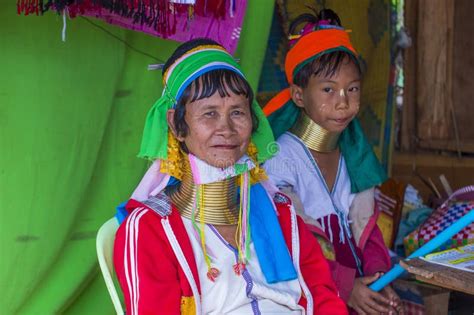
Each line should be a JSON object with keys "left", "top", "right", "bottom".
{"left": 263, "top": 28, "right": 357, "bottom": 117}
{"left": 262, "top": 24, "right": 387, "bottom": 195}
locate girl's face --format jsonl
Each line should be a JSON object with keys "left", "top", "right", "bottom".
{"left": 168, "top": 91, "right": 253, "bottom": 168}
{"left": 291, "top": 58, "right": 361, "bottom": 133}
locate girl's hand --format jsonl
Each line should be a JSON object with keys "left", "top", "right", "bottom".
{"left": 348, "top": 273, "right": 393, "bottom": 314}
{"left": 381, "top": 285, "right": 405, "bottom": 315}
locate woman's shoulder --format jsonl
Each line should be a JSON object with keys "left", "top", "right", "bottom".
{"left": 118, "top": 193, "right": 177, "bottom": 234}
{"left": 272, "top": 190, "right": 293, "bottom": 206}
{"left": 272, "top": 191, "right": 295, "bottom": 225}
{"left": 126, "top": 193, "right": 174, "bottom": 217}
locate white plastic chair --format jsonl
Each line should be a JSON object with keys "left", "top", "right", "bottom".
{"left": 96, "top": 217, "right": 124, "bottom": 314}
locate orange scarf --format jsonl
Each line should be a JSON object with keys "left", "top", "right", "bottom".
{"left": 263, "top": 29, "right": 357, "bottom": 117}
{"left": 262, "top": 27, "right": 387, "bottom": 194}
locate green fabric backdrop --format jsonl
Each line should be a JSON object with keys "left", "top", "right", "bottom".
{"left": 0, "top": 1, "right": 275, "bottom": 313}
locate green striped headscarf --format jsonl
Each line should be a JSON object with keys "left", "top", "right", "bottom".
{"left": 139, "top": 45, "right": 275, "bottom": 163}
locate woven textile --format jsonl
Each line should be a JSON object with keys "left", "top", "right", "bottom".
{"left": 404, "top": 201, "right": 474, "bottom": 256}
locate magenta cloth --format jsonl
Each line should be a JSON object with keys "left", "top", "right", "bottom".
{"left": 79, "top": 1, "right": 247, "bottom": 54}
{"left": 318, "top": 214, "right": 363, "bottom": 275}
{"left": 306, "top": 209, "right": 391, "bottom": 302}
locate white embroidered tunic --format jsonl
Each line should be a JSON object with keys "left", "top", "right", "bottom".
{"left": 264, "top": 132, "right": 355, "bottom": 223}
{"left": 182, "top": 217, "right": 303, "bottom": 315}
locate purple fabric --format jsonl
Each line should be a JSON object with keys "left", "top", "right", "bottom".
{"left": 80, "top": 1, "right": 247, "bottom": 53}
{"left": 318, "top": 214, "right": 363, "bottom": 275}
{"left": 130, "top": 160, "right": 170, "bottom": 202}
{"left": 308, "top": 210, "right": 391, "bottom": 302}
{"left": 328, "top": 260, "right": 356, "bottom": 302}
{"left": 362, "top": 225, "right": 391, "bottom": 277}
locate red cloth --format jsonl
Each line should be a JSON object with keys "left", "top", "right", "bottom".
{"left": 114, "top": 199, "right": 200, "bottom": 314}
{"left": 319, "top": 214, "right": 363, "bottom": 274}
{"left": 114, "top": 197, "right": 348, "bottom": 314}
{"left": 308, "top": 209, "right": 391, "bottom": 302}
{"left": 277, "top": 200, "right": 349, "bottom": 314}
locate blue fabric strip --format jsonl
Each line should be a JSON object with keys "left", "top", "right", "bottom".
{"left": 115, "top": 201, "right": 128, "bottom": 224}
{"left": 249, "top": 183, "right": 297, "bottom": 283}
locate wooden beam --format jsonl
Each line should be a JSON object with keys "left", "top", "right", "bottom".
{"left": 400, "top": 258, "right": 474, "bottom": 295}
{"left": 418, "top": 139, "right": 474, "bottom": 154}
{"left": 416, "top": 0, "right": 454, "bottom": 141}
{"left": 401, "top": 0, "right": 418, "bottom": 151}
{"left": 392, "top": 152, "right": 474, "bottom": 201}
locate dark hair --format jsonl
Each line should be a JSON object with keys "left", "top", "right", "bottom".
{"left": 289, "top": 9, "right": 361, "bottom": 88}
{"left": 162, "top": 38, "right": 259, "bottom": 143}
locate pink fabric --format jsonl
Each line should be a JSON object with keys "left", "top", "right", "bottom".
{"left": 318, "top": 214, "right": 363, "bottom": 274}
{"left": 362, "top": 225, "right": 391, "bottom": 276}
{"left": 79, "top": 1, "right": 247, "bottom": 54}
{"left": 307, "top": 208, "right": 391, "bottom": 302}
{"left": 188, "top": 155, "right": 201, "bottom": 184}
{"left": 358, "top": 206, "right": 381, "bottom": 249}
{"left": 359, "top": 199, "right": 391, "bottom": 276}
{"left": 328, "top": 260, "right": 356, "bottom": 302}
{"left": 130, "top": 160, "right": 170, "bottom": 201}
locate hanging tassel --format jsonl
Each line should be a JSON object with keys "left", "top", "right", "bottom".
{"left": 198, "top": 185, "right": 210, "bottom": 267}
{"left": 19, "top": 0, "right": 39, "bottom": 15}
{"left": 206, "top": 267, "right": 220, "bottom": 282}
{"left": 236, "top": 173, "right": 245, "bottom": 262}
{"left": 149, "top": 0, "right": 156, "bottom": 27}
{"left": 61, "top": 8, "right": 67, "bottom": 42}
{"left": 192, "top": 184, "right": 220, "bottom": 282}
{"left": 229, "top": 0, "right": 234, "bottom": 18}
{"left": 233, "top": 262, "right": 245, "bottom": 276}
{"left": 38, "top": 0, "right": 44, "bottom": 14}
{"left": 185, "top": 3, "right": 194, "bottom": 30}
{"left": 234, "top": 171, "right": 251, "bottom": 275}
{"left": 18, "top": 0, "right": 181, "bottom": 37}
{"left": 156, "top": 0, "right": 171, "bottom": 37}
{"left": 28, "top": 0, "right": 38, "bottom": 15}
{"left": 207, "top": 0, "right": 226, "bottom": 19}
{"left": 17, "top": 0, "right": 23, "bottom": 15}
{"left": 244, "top": 171, "right": 251, "bottom": 257}
{"left": 188, "top": 3, "right": 194, "bottom": 20}
{"left": 336, "top": 211, "right": 345, "bottom": 244}
{"left": 171, "top": 2, "right": 177, "bottom": 35}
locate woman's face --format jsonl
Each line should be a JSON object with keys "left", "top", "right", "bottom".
{"left": 169, "top": 91, "right": 253, "bottom": 168}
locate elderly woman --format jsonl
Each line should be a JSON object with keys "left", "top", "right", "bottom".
{"left": 113, "top": 39, "right": 347, "bottom": 315}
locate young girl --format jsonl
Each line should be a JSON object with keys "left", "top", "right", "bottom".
{"left": 114, "top": 38, "right": 347, "bottom": 314}
{"left": 263, "top": 9, "right": 404, "bottom": 315}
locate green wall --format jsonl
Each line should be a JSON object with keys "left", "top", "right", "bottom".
{"left": 0, "top": 1, "right": 274, "bottom": 313}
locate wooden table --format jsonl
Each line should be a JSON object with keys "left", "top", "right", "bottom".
{"left": 400, "top": 258, "right": 474, "bottom": 295}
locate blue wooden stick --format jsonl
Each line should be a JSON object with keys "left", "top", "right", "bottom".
{"left": 370, "top": 210, "right": 474, "bottom": 291}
